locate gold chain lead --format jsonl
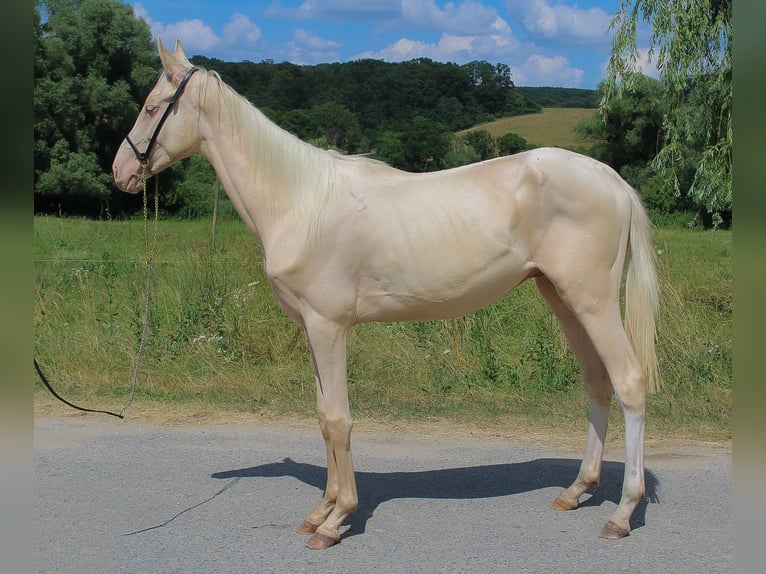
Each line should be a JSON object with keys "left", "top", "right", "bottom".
{"left": 121, "top": 163, "right": 158, "bottom": 417}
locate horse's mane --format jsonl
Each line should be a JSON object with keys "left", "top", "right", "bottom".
{"left": 197, "top": 69, "right": 384, "bottom": 232}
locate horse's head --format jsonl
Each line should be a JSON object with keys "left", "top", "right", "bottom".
{"left": 113, "top": 38, "right": 202, "bottom": 194}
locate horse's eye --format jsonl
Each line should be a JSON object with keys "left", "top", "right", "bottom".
{"left": 145, "top": 105, "right": 159, "bottom": 115}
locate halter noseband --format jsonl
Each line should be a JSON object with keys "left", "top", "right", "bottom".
{"left": 125, "top": 66, "right": 200, "bottom": 164}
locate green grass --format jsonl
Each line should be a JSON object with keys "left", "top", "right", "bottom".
{"left": 34, "top": 216, "right": 731, "bottom": 443}
{"left": 458, "top": 108, "right": 598, "bottom": 150}
{"left": 648, "top": 228, "right": 732, "bottom": 432}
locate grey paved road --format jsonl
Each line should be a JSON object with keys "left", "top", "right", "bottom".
{"left": 35, "top": 417, "right": 731, "bottom": 573}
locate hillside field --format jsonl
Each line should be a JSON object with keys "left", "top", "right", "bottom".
{"left": 459, "top": 108, "right": 598, "bottom": 150}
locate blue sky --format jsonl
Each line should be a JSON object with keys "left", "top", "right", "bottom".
{"left": 129, "top": 0, "right": 655, "bottom": 89}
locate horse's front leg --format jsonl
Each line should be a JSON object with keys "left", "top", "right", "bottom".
{"left": 296, "top": 317, "right": 357, "bottom": 549}
{"left": 295, "top": 403, "right": 338, "bottom": 535}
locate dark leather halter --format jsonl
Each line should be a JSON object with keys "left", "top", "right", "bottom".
{"left": 125, "top": 66, "right": 200, "bottom": 163}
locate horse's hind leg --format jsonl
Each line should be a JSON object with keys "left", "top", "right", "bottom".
{"left": 580, "top": 311, "right": 646, "bottom": 538}
{"left": 536, "top": 276, "right": 613, "bottom": 511}
{"left": 562, "top": 297, "right": 646, "bottom": 539}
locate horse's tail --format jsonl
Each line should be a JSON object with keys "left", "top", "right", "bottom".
{"left": 624, "top": 189, "right": 660, "bottom": 394}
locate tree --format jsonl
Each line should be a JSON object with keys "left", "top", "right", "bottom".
{"left": 164, "top": 155, "right": 219, "bottom": 219}
{"left": 308, "top": 102, "right": 363, "bottom": 153}
{"left": 34, "top": 0, "right": 157, "bottom": 214}
{"left": 579, "top": 75, "right": 693, "bottom": 215}
{"left": 374, "top": 116, "right": 452, "bottom": 172}
{"left": 435, "top": 96, "right": 470, "bottom": 131}
{"left": 496, "top": 132, "right": 530, "bottom": 156}
{"left": 603, "top": 0, "right": 731, "bottom": 224}
{"left": 462, "top": 130, "right": 495, "bottom": 161}
{"left": 463, "top": 61, "right": 516, "bottom": 120}
{"left": 578, "top": 75, "right": 666, "bottom": 176}
{"left": 444, "top": 140, "right": 481, "bottom": 169}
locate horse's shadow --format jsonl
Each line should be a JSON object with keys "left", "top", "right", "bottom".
{"left": 212, "top": 457, "right": 659, "bottom": 538}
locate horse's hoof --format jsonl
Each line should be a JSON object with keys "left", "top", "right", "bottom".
{"left": 306, "top": 530, "right": 340, "bottom": 550}
{"left": 550, "top": 494, "right": 579, "bottom": 511}
{"left": 296, "top": 520, "right": 319, "bottom": 535}
{"left": 598, "top": 520, "right": 630, "bottom": 539}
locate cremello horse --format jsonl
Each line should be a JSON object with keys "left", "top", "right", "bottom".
{"left": 113, "top": 39, "right": 659, "bottom": 550}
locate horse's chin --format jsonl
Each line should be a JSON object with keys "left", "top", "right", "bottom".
{"left": 118, "top": 173, "right": 144, "bottom": 194}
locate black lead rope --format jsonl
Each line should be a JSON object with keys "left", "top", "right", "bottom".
{"left": 34, "top": 358, "right": 125, "bottom": 419}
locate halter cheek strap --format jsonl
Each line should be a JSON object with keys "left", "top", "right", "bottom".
{"left": 125, "top": 66, "right": 200, "bottom": 164}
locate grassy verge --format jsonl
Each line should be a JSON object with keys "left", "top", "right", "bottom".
{"left": 33, "top": 216, "right": 731, "bottom": 444}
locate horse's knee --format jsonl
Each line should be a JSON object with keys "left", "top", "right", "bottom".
{"left": 325, "top": 414, "right": 353, "bottom": 444}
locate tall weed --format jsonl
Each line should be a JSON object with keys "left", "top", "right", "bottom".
{"left": 34, "top": 217, "right": 731, "bottom": 437}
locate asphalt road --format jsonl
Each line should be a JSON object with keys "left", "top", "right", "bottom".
{"left": 34, "top": 417, "right": 732, "bottom": 573}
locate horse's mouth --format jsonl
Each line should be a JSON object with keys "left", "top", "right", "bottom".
{"left": 118, "top": 173, "right": 143, "bottom": 194}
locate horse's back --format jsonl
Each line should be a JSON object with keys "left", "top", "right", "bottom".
{"left": 490, "top": 147, "right": 633, "bottom": 220}
{"left": 357, "top": 147, "right": 632, "bottom": 218}
{"left": 351, "top": 147, "right": 633, "bottom": 253}
{"left": 335, "top": 148, "right": 634, "bottom": 322}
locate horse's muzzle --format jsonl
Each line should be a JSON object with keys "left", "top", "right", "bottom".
{"left": 112, "top": 145, "right": 143, "bottom": 194}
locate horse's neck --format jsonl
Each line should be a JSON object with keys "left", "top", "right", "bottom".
{"left": 198, "top": 80, "right": 333, "bottom": 242}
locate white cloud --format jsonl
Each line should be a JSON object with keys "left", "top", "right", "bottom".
{"left": 293, "top": 29, "right": 341, "bottom": 51}
{"left": 400, "top": 0, "right": 501, "bottom": 34}
{"left": 365, "top": 38, "right": 431, "bottom": 61}
{"left": 355, "top": 27, "right": 523, "bottom": 65}
{"left": 132, "top": 3, "right": 162, "bottom": 40}
{"left": 161, "top": 19, "right": 221, "bottom": 52}
{"left": 267, "top": 0, "right": 401, "bottom": 19}
{"left": 287, "top": 29, "right": 343, "bottom": 63}
{"left": 133, "top": 5, "right": 263, "bottom": 60}
{"left": 598, "top": 47, "right": 661, "bottom": 81}
{"left": 521, "top": 0, "right": 613, "bottom": 45}
{"left": 511, "top": 54, "right": 584, "bottom": 87}
{"left": 223, "top": 14, "right": 263, "bottom": 46}
{"left": 351, "top": 0, "right": 521, "bottom": 63}
{"left": 131, "top": 2, "right": 592, "bottom": 86}
{"left": 273, "top": 0, "right": 516, "bottom": 38}
{"left": 359, "top": 38, "right": 441, "bottom": 61}
{"left": 438, "top": 33, "right": 476, "bottom": 54}
{"left": 356, "top": 34, "right": 477, "bottom": 62}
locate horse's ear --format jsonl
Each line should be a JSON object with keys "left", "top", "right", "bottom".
{"left": 172, "top": 39, "right": 192, "bottom": 65}
{"left": 157, "top": 37, "right": 190, "bottom": 85}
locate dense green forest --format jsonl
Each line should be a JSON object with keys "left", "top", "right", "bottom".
{"left": 33, "top": 0, "right": 730, "bottom": 226}
{"left": 33, "top": 0, "right": 549, "bottom": 218}
{"left": 515, "top": 87, "right": 599, "bottom": 109}
{"left": 191, "top": 56, "right": 543, "bottom": 139}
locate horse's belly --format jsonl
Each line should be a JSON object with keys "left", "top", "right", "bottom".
{"left": 351, "top": 174, "right": 538, "bottom": 322}
{"left": 356, "top": 249, "right": 533, "bottom": 322}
